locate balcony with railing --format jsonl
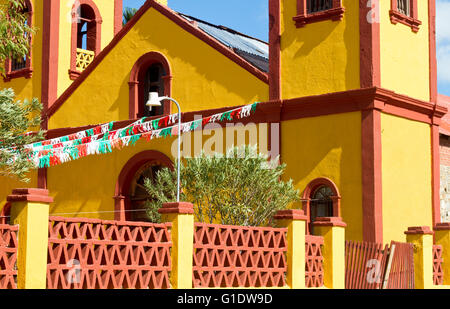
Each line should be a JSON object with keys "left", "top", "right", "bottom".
{"left": 75, "top": 48, "right": 95, "bottom": 72}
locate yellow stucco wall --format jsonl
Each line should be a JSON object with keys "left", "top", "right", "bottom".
{"left": 381, "top": 113, "right": 432, "bottom": 243}
{"left": 46, "top": 123, "right": 267, "bottom": 220}
{"left": 57, "top": 0, "right": 116, "bottom": 97}
{"left": 49, "top": 7, "right": 268, "bottom": 129}
{"left": 280, "top": 0, "right": 360, "bottom": 99}
{"left": 281, "top": 112, "right": 363, "bottom": 241}
{"left": 0, "top": 0, "right": 43, "bottom": 102}
{"left": 379, "top": 0, "right": 430, "bottom": 101}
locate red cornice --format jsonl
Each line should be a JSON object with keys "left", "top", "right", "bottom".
{"left": 46, "top": 0, "right": 268, "bottom": 120}
{"left": 42, "top": 87, "right": 448, "bottom": 140}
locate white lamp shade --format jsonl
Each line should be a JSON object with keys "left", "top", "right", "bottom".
{"left": 146, "top": 92, "right": 162, "bottom": 108}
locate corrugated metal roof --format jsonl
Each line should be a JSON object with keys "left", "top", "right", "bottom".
{"left": 179, "top": 14, "right": 268, "bottom": 72}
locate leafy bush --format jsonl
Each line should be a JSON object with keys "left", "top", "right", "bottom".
{"left": 144, "top": 146, "right": 299, "bottom": 226}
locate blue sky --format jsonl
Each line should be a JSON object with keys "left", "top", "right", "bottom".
{"left": 124, "top": 0, "right": 450, "bottom": 96}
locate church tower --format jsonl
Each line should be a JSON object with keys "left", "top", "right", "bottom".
{"left": 0, "top": 0, "right": 123, "bottom": 129}
{"left": 269, "top": 0, "right": 442, "bottom": 243}
{"left": 269, "top": 0, "right": 437, "bottom": 103}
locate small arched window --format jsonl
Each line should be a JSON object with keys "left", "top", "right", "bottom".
{"left": 142, "top": 63, "right": 166, "bottom": 117}
{"left": 129, "top": 162, "right": 165, "bottom": 222}
{"left": 302, "top": 177, "right": 341, "bottom": 235}
{"left": 114, "top": 150, "right": 174, "bottom": 222}
{"left": 4, "top": 0, "right": 33, "bottom": 81}
{"left": 129, "top": 52, "right": 172, "bottom": 119}
{"left": 69, "top": 0, "right": 102, "bottom": 80}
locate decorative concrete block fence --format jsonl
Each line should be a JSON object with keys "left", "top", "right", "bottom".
{"left": 1, "top": 187, "right": 449, "bottom": 289}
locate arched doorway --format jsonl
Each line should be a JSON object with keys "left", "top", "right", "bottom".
{"left": 302, "top": 178, "right": 341, "bottom": 235}
{"left": 114, "top": 151, "right": 173, "bottom": 221}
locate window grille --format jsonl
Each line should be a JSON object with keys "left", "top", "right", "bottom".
{"left": 397, "top": 0, "right": 410, "bottom": 16}
{"left": 307, "top": 0, "right": 333, "bottom": 14}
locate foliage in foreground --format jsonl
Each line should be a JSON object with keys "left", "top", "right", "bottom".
{"left": 0, "top": 89, "right": 43, "bottom": 182}
{"left": 144, "top": 146, "right": 299, "bottom": 226}
{"left": 0, "top": 1, "right": 43, "bottom": 182}
{"left": 0, "top": 0, "right": 35, "bottom": 75}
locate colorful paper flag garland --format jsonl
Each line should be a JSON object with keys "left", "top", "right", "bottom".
{"left": 19, "top": 102, "right": 258, "bottom": 169}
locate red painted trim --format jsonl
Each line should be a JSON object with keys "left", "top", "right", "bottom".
{"left": 428, "top": 0, "right": 437, "bottom": 103}
{"left": 158, "top": 202, "right": 194, "bottom": 214}
{"left": 431, "top": 123, "right": 441, "bottom": 226}
{"left": 359, "top": 0, "right": 381, "bottom": 88}
{"left": 41, "top": 0, "right": 60, "bottom": 126}
{"left": 405, "top": 226, "right": 434, "bottom": 235}
{"left": 361, "top": 107, "right": 383, "bottom": 243}
{"left": 114, "top": 0, "right": 123, "bottom": 36}
{"left": 269, "top": 0, "right": 281, "bottom": 101}
{"left": 40, "top": 0, "right": 60, "bottom": 189}
{"left": 46, "top": 0, "right": 268, "bottom": 120}
{"left": 273, "top": 209, "right": 308, "bottom": 221}
{"left": 428, "top": 0, "right": 440, "bottom": 229}
{"left": 390, "top": 0, "right": 421, "bottom": 32}
{"left": 3, "top": 0, "right": 33, "bottom": 82}
{"left": 293, "top": 0, "right": 345, "bottom": 28}
{"left": 313, "top": 217, "right": 347, "bottom": 228}
{"left": 38, "top": 168, "right": 47, "bottom": 189}
{"left": 114, "top": 150, "right": 173, "bottom": 221}
{"left": 7, "top": 188, "right": 53, "bottom": 204}
{"left": 42, "top": 87, "right": 448, "bottom": 142}
{"left": 302, "top": 177, "right": 341, "bottom": 235}
{"left": 69, "top": 0, "right": 102, "bottom": 80}
{"left": 128, "top": 51, "right": 172, "bottom": 119}
{"left": 434, "top": 223, "right": 450, "bottom": 231}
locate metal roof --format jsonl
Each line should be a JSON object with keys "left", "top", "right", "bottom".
{"left": 179, "top": 14, "right": 269, "bottom": 72}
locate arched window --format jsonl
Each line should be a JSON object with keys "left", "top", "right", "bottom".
{"left": 302, "top": 178, "right": 341, "bottom": 235}
{"left": 129, "top": 52, "right": 172, "bottom": 119}
{"left": 114, "top": 150, "right": 173, "bottom": 222}
{"left": 4, "top": 0, "right": 33, "bottom": 81}
{"left": 69, "top": 0, "right": 102, "bottom": 80}
{"left": 128, "top": 161, "right": 165, "bottom": 222}
{"left": 142, "top": 63, "right": 166, "bottom": 117}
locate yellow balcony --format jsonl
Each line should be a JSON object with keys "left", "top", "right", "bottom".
{"left": 76, "top": 48, "right": 95, "bottom": 72}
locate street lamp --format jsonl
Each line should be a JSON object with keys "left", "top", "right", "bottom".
{"left": 146, "top": 92, "right": 182, "bottom": 202}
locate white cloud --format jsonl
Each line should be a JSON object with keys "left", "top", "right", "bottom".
{"left": 437, "top": 0, "right": 450, "bottom": 85}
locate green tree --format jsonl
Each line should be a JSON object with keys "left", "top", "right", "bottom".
{"left": 123, "top": 7, "right": 138, "bottom": 26}
{"left": 0, "top": 0, "right": 43, "bottom": 182}
{"left": 144, "top": 146, "right": 299, "bottom": 226}
{"left": 0, "top": 0, "right": 34, "bottom": 74}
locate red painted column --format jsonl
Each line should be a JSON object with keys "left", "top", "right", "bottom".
{"left": 268, "top": 0, "right": 281, "bottom": 101}
{"left": 361, "top": 106, "right": 383, "bottom": 243}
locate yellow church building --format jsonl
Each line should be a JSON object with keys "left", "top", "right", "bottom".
{"left": 0, "top": 0, "right": 446, "bottom": 246}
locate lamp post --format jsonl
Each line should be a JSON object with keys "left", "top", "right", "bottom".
{"left": 146, "top": 92, "right": 182, "bottom": 202}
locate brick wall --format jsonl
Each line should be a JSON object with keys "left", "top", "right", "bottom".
{"left": 440, "top": 135, "right": 450, "bottom": 222}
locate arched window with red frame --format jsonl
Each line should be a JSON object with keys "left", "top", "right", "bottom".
{"left": 129, "top": 52, "right": 172, "bottom": 119}
{"left": 114, "top": 150, "right": 174, "bottom": 222}
{"left": 4, "top": 0, "right": 33, "bottom": 82}
{"left": 69, "top": 0, "right": 102, "bottom": 80}
{"left": 302, "top": 177, "right": 341, "bottom": 235}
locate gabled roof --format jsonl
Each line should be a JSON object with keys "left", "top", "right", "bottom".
{"left": 179, "top": 14, "right": 269, "bottom": 72}
{"left": 46, "top": 0, "right": 268, "bottom": 119}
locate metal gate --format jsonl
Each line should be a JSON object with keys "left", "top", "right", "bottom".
{"left": 345, "top": 240, "right": 415, "bottom": 289}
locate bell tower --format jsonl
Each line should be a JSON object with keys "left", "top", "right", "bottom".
{"left": 269, "top": 0, "right": 437, "bottom": 103}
